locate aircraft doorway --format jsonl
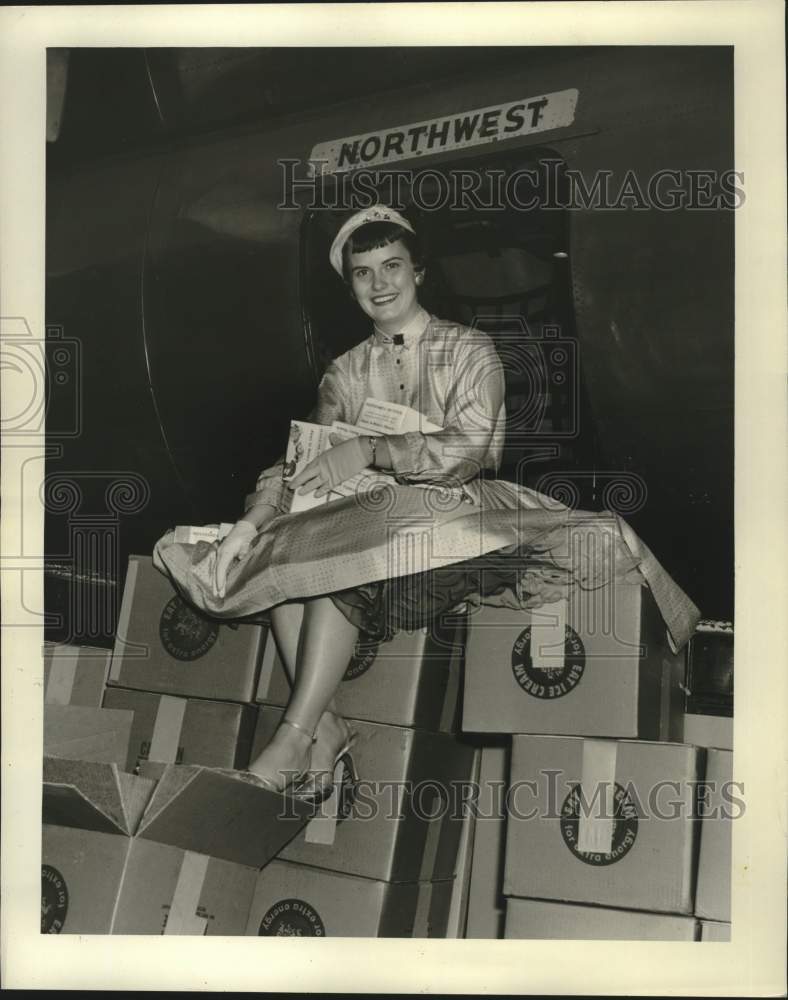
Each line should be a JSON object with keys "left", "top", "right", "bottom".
{"left": 302, "top": 152, "right": 601, "bottom": 506}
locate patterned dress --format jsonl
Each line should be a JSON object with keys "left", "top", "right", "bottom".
{"left": 153, "top": 310, "right": 700, "bottom": 650}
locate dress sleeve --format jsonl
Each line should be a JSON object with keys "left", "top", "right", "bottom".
{"left": 243, "top": 362, "right": 348, "bottom": 515}
{"left": 385, "top": 333, "right": 506, "bottom": 486}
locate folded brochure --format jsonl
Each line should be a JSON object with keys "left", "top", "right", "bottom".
{"left": 284, "top": 399, "right": 443, "bottom": 512}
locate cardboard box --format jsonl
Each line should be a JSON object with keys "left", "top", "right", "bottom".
{"left": 465, "top": 743, "right": 509, "bottom": 938}
{"left": 256, "top": 614, "right": 465, "bottom": 733}
{"left": 44, "top": 643, "right": 111, "bottom": 707}
{"left": 682, "top": 712, "right": 733, "bottom": 750}
{"left": 695, "top": 749, "right": 733, "bottom": 922}
{"left": 44, "top": 704, "right": 134, "bottom": 769}
{"left": 463, "top": 583, "right": 686, "bottom": 739}
{"left": 504, "top": 736, "right": 701, "bottom": 914}
{"left": 245, "top": 860, "right": 454, "bottom": 937}
{"left": 504, "top": 898, "right": 698, "bottom": 940}
{"left": 699, "top": 919, "right": 731, "bottom": 941}
{"left": 44, "top": 755, "right": 312, "bottom": 873}
{"left": 252, "top": 707, "right": 476, "bottom": 882}
{"left": 445, "top": 747, "right": 481, "bottom": 937}
{"left": 686, "top": 620, "right": 733, "bottom": 716}
{"left": 42, "top": 824, "right": 258, "bottom": 934}
{"left": 108, "top": 555, "right": 265, "bottom": 702}
{"left": 102, "top": 687, "right": 257, "bottom": 773}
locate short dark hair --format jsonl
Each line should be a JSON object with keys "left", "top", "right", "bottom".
{"left": 341, "top": 220, "right": 425, "bottom": 283}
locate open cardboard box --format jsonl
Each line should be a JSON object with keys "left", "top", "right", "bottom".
{"left": 44, "top": 755, "right": 313, "bottom": 873}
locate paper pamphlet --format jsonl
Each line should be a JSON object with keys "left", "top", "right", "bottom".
{"left": 174, "top": 523, "right": 235, "bottom": 544}
{"left": 356, "top": 398, "right": 443, "bottom": 436}
{"left": 283, "top": 399, "right": 443, "bottom": 512}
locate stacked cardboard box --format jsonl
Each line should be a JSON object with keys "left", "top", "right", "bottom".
{"left": 245, "top": 860, "right": 455, "bottom": 937}
{"left": 250, "top": 604, "right": 474, "bottom": 937}
{"left": 682, "top": 620, "right": 734, "bottom": 751}
{"left": 683, "top": 622, "right": 734, "bottom": 940}
{"left": 44, "top": 704, "right": 135, "bottom": 769}
{"left": 463, "top": 581, "right": 686, "bottom": 739}
{"left": 505, "top": 898, "right": 697, "bottom": 940}
{"left": 698, "top": 920, "right": 732, "bottom": 942}
{"left": 249, "top": 703, "right": 476, "bottom": 937}
{"left": 256, "top": 614, "right": 465, "bottom": 732}
{"left": 504, "top": 737, "right": 700, "bottom": 915}
{"left": 461, "top": 580, "right": 732, "bottom": 940}
{"left": 104, "top": 555, "right": 266, "bottom": 772}
{"left": 694, "top": 748, "right": 733, "bottom": 937}
{"left": 102, "top": 687, "right": 256, "bottom": 773}
{"left": 41, "top": 554, "right": 301, "bottom": 935}
{"left": 49, "top": 553, "right": 475, "bottom": 937}
{"left": 465, "top": 743, "right": 509, "bottom": 938}
{"left": 44, "top": 642, "right": 111, "bottom": 707}
{"left": 108, "top": 555, "right": 266, "bottom": 703}
{"left": 44, "top": 642, "right": 133, "bottom": 768}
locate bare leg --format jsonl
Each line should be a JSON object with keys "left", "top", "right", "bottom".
{"left": 248, "top": 597, "right": 359, "bottom": 789}
{"left": 269, "top": 601, "right": 340, "bottom": 717}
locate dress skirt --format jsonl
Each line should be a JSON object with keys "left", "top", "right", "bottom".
{"left": 152, "top": 478, "right": 700, "bottom": 652}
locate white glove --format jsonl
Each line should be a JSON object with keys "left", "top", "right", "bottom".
{"left": 213, "top": 520, "right": 256, "bottom": 598}
{"left": 289, "top": 434, "right": 371, "bottom": 498}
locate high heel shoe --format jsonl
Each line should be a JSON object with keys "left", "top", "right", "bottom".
{"left": 214, "top": 717, "right": 316, "bottom": 795}
{"left": 293, "top": 712, "right": 357, "bottom": 806}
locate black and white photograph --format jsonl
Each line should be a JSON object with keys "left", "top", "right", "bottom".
{"left": 1, "top": 3, "right": 785, "bottom": 994}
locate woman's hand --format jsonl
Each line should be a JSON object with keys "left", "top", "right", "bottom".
{"left": 289, "top": 434, "right": 372, "bottom": 498}
{"left": 213, "top": 520, "right": 257, "bottom": 599}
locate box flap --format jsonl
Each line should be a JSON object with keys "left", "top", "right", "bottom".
{"left": 135, "top": 765, "right": 313, "bottom": 868}
{"left": 43, "top": 756, "right": 155, "bottom": 835}
{"left": 117, "top": 771, "right": 158, "bottom": 832}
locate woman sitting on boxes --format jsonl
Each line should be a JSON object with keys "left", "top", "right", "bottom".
{"left": 154, "top": 205, "right": 699, "bottom": 802}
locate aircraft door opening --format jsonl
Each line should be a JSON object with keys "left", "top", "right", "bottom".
{"left": 301, "top": 152, "right": 600, "bottom": 506}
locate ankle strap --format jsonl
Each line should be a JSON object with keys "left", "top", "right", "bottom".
{"left": 282, "top": 717, "right": 317, "bottom": 742}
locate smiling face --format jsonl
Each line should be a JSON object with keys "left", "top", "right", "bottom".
{"left": 348, "top": 239, "right": 423, "bottom": 334}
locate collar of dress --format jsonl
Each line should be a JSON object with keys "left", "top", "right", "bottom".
{"left": 372, "top": 308, "right": 431, "bottom": 348}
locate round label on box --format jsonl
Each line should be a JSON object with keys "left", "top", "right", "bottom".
{"left": 258, "top": 898, "right": 325, "bottom": 936}
{"left": 559, "top": 782, "right": 638, "bottom": 866}
{"left": 41, "top": 865, "right": 68, "bottom": 933}
{"left": 343, "top": 638, "right": 379, "bottom": 681}
{"left": 511, "top": 625, "right": 585, "bottom": 698}
{"left": 159, "top": 595, "right": 220, "bottom": 661}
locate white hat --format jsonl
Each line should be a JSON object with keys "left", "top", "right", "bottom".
{"left": 329, "top": 205, "right": 415, "bottom": 276}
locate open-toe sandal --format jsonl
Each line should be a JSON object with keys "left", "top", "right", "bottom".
{"left": 211, "top": 717, "right": 316, "bottom": 795}
{"left": 293, "top": 715, "right": 357, "bottom": 805}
